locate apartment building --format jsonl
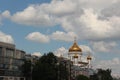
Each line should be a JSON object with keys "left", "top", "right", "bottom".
{"left": 0, "top": 42, "right": 25, "bottom": 80}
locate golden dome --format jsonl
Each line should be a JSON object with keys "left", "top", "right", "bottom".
{"left": 74, "top": 54, "right": 78, "bottom": 58}
{"left": 69, "top": 40, "right": 82, "bottom": 52}
{"left": 87, "top": 55, "right": 92, "bottom": 60}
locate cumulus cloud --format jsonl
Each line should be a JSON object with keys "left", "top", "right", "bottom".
{"left": 51, "top": 31, "right": 77, "bottom": 42}
{"left": 62, "top": 8, "right": 120, "bottom": 41}
{"left": 44, "top": 0, "right": 77, "bottom": 16}
{"left": 1, "top": 10, "right": 11, "bottom": 18}
{"left": 94, "top": 57, "right": 120, "bottom": 75}
{"left": 0, "top": 10, "right": 11, "bottom": 25}
{"left": 32, "top": 52, "right": 42, "bottom": 57}
{"left": 79, "top": 45, "right": 95, "bottom": 62}
{"left": 91, "top": 41, "right": 117, "bottom": 53}
{"left": 0, "top": 0, "right": 119, "bottom": 41}
{"left": 26, "top": 32, "right": 50, "bottom": 43}
{"left": 0, "top": 31, "right": 14, "bottom": 44}
{"left": 101, "top": 2, "right": 120, "bottom": 17}
{"left": 11, "top": 5, "right": 58, "bottom": 26}
{"left": 54, "top": 47, "right": 68, "bottom": 58}
{"left": 8, "top": 0, "right": 118, "bottom": 26}
{"left": 80, "top": 45, "right": 93, "bottom": 54}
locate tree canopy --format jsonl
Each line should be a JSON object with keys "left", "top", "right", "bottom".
{"left": 20, "top": 59, "right": 32, "bottom": 80}
{"left": 75, "top": 75, "right": 90, "bottom": 80}
{"left": 32, "top": 52, "right": 69, "bottom": 80}
{"left": 90, "top": 69, "right": 113, "bottom": 80}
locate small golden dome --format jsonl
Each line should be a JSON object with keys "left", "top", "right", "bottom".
{"left": 69, "top": 40, "right": 82, "bottom": 52}
{"left": 87, "top": 55, "right": 92, "bottom": 60}
{"left": 74, "top": 54, "right": 78, "bottom": 58}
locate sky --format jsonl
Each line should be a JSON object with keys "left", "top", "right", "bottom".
{"left": 0, "top": 0, "right": 120, "bottom": 77}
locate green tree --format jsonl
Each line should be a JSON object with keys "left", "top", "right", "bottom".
{"left": 97, "top": 69, "right": 113, "bottom": 80}
{"left": 32, "top": 52, "right": 69, "bottom": 80}
{"left": 20, "top": 59, "right": 32, "bottom": 80}
{"left": 59, "top": 62, "right": 69, "bottom": 80}
{"left": 32, "top": 52, "right": 58, "bottom": 80}
{"left": 75, "top": 75, "right": 90, "bottom": 80}
{"left": 90, "top": 73, "right": 98, "bottom": 80}
{"left": 90, "top": 69, "right": 113, "bottom": 80}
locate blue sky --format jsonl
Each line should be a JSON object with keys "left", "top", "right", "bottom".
{"left": 0, "top": 0, "right": 120, "bottom": 76}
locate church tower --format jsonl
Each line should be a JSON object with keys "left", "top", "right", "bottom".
{"left": 68, "top": 38, "right": 93, "bottom": 77}
{"left": 87, "top": 53, "right": 92, "bottom": 68}
{"left": 68, "top": 38, "right": 92, "bottom": 67}
{"left": 68, "top": 38, "right": 82, "bottom": 65}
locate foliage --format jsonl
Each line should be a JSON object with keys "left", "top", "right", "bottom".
{"left": 32, "top": 52, "right": 69, "bottom": 80}
{"left": 20, "top": 59, "right": 32, "bottom": 80}
{"left": 59, "top": 62, "right": 69, "bottom": 80}
{"left": 75, "top": 75, "right": 90, "bottom": 80}
{"left": 32, "top": 52, "right": 57, "bottom": 80}
{"left": 90, "top": 69, "right": 113, "bottom": 80}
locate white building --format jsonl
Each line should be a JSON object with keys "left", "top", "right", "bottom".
{"left": 68, "top": 39, "right": 93, "bottom": 78}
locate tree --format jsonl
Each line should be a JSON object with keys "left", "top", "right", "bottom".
{"left": 20, "top": 59, "right": 32, "bottom": 80}
{"left": 97, "top": 69, "right": 113, "bottom": 80}
{"left": 32, "top": 52, "right": 69, "bottom": 80}
{"left": 90, "top": 69, "right": 113, "bottom": 80}
{"left": 32, "top": 52, "right": 58, "bottom": 80}
{"left": 90, "top": 73, "right": 98, "bottom": 80}
{"left": 58, "top": 62, "right": 69, "bottom": 80}
{"left": 75, "top": 75, "right": 90, "bottom": 80}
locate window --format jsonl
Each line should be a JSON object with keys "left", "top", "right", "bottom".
{"left": 0, "top": 47, "right": 2, "bottom": 56}
{"left": 5, "top": 49, "right": 14, "bottom": 57}
{"left": 0, "top": 57, "right": 3, "bottom": 63}
{"left": 4, "top": 58, "right": 11, "bottom": 64}
{"left": 0, "top": 70, "right": 4, "bottom": 75}
{"left": 0, "top": 64, "right": 4, "bottom": 69}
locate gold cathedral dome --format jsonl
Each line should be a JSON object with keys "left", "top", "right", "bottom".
{"left": 69, "top": 39, "right": 82, "bottom": 52}
{"left": 87, "top": 54, "right": 92, "bottom": 60}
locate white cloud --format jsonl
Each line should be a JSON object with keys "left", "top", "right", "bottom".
{"left": 94, "top": 57, "right": 120, "bottom": 76}
{"left": 1, "top": 0, "right": 119, "bottom": 41}
{"left": 80, "top": 45, "right": 93, "bottom": 54}
{"left": 79, "top": 45, "right": 95, "bottom": 62}
{"left": 9, "top": 0, "right": 118, "bottom": 26}
{"left": 0, "top": 31, "right": 14, "bottom": 44}
{"left": 54, "top": 47, "right": 68, "bottom": 58}
{"left": 91, "top": 41, "right": 117, "bottom": 53}
{"left": 11, "top": 5, "right": 58, "bottom": 26}
{"left": 44, "top": 0, "right": 77, "bottom": 16}
{"left": 32, "top": 52, "right": 42, "bottom": 57}
{"left": 101, "top": 2, "right": 120, "bottom": 17}
{"left": 51, "top": 31, "right": 77, "bottom": 42}
{"left": 26, "top": 32, "right": 50, "bottom": 43}
{"left": 0, "top": 10, "right": 11, "bottom": 25}
{"left": 61, "top": 8, "right": 120, "bottom": 41}
{"left": 61, "top": 8, "right": 114, "bottom": 41}
{"left": 1, "top": 10, "right": 11, "bottom": 18}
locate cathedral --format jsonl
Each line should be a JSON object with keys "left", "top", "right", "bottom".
{"left": 68, "top": 38, "right": 94, "bottom": 78}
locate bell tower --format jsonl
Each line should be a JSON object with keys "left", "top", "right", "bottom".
{"left": 87, "top": 53, "right": 92, "bottom": 68}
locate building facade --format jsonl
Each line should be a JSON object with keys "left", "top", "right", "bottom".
{"left": 0, "top": 42, "right": 25, "bottom": 80}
